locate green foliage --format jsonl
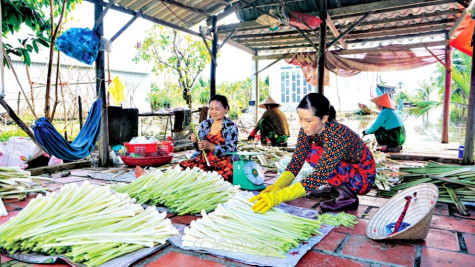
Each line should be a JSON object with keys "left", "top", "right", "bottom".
{"left": 215, "top": 76, "right": 269, "bottom": 114}
{"left": 0, "top": 129, "right": 28, "bottom": 142}
{"left": 191, "top": 78, "right": 210, "bottom": 106}
{"left": 393, "top": 90, "right": 411, "bottom": 105}
{"left": 134, "top": 25, "right": 211, "bottom": 107}
{"left": 2, "top": 0, "right": 49, "bottom": 66}
{"left": 407, "top": 100, "right": 441, "bottom": 118}
{"left": 408, "top": 50, "right": 471, "bottom": 118}
{"left": 450, "top": 106, "right": 466, "bottom": 124}
{"left": 227, "top": 108, "right": 241, "bottom": 120}
{"left": 147, "top": 83, "right": 173, "bottom": 111}
{"left": 217, "top": 81, "right": 243, "bottom": 119}
{"left": 2, "top": 0, "right": 80, "bottom": 66}
{"left": 239, "top": 77, "right": 270, "bottom": 103}
{"left": 414, "top": 75, "right": 437, "bottom": 101}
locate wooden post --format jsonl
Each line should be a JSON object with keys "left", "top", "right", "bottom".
{"left": 95, "top": 3, "right": 110, "bottom": 166}
{"left": 78, "top": 96, "right": 83, "bottom": 129}
{"left": 442, "top": 44, "right": 452, "bottom": 143}
{"left": 318, "top": 0, "right": 327, "bottom": 94}
{"left": 254, "top": 52, "right": 259, "bottom": 125}
{"left": 210, "top": 16, "right": 218, "bottom": 97}
{"left": 462, "top": 24, "right": 475, "bottom": 165}
{"left": 17, "top": 92, "right": 20, "bottom": 114}
{"left": 199, "top": 106, "right": 208, "bottom": 122}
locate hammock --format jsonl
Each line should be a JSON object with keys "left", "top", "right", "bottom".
{"left": 33, "top": 99, "right": 102, "bottom": 161}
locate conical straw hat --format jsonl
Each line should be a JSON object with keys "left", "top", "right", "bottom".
{"left": 258, "top": 96, "right": 281, "bottom": 108}
{"left": 370, "top": 93, "right": 396, "bottom": 109}
{"left": 366, "top": 183, "right": 438, "bottom": 240}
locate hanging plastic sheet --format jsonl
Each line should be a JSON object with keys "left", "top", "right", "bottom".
{"left": 107, "top": 76, "right": 126, "bottom": 106}
{"left": 449, "top": 14, "right": 474, "bottom": 56}
{"left": 289, "top": 12, "right": 322, "bottom": 30}
{"left": 56, "top": 28, "right": 100, "bottom": 65}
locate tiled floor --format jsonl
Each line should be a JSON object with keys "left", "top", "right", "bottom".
{"left": 1, "top": 168, "right": 475, "bottom": 267}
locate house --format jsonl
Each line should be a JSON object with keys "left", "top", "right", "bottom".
{"left": 267, "top": 61, "right": 377, "bottom": 112}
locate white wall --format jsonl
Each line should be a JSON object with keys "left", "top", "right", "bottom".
{"left": 3, "top": 58, "right": 150, "bottom": 117}
{"left": 268, "top": 61, "right": 378, "bottom": 112}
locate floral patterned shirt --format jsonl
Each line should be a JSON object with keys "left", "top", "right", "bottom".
{"left": 192, "top": 117, "right": 239, "bottom": 161}
{"left": 285, "top": 121, "right": 366, "bottom": 193}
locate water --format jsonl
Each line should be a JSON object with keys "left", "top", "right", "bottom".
{"left": 342, "top": 114, "right": 467, "bottom": 145}
{"left": 285, "top": 111, "right": 467, "bottom": 147}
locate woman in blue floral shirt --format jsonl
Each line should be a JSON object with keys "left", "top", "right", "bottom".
{"left": 179, "top": 95, "right": 239, "bottom": 182}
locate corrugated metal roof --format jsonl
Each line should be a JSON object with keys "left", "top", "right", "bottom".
{"left": 87, "top": 0, "right": 468, "bottom": 55}
{"left": 113, "top": 0, "right": 234, "bottom": 28}
{"left": 223, "top": 1, "right": 464, "bottom": 54}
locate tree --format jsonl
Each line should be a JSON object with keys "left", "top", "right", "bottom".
{"left": 408, "top": 50, "right": 471, "bottom": 118}
{"left": 3, "top": 0, "right": 81, "bottom": 120}
{"left": 240, "top": 77, "right": 270, "bottom": 102}
{"left": 2, "top": 0, "right": 49, "bottom": 66}
{"left": 134, "top": 25, "right": 211, "bottom": 108}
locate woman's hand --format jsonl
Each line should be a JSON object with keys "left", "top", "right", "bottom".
{"left": 198, "top": 140, "right": 215, "bottom": 151}
{"left": 191, "top": 133, "right": 197, "bottom": 143}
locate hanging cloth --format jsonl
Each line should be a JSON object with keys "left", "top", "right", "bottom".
{"left": 32, "top": 99, "right": 102, "bottom": 161}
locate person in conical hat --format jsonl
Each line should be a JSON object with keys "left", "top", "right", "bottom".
{"left": 248, "top": 96, "right": 290, "bottom": 146}
{"left": 363, "top": 93, "right": 405, "bottom": 152}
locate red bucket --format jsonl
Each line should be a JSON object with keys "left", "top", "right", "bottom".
{"left": 158, "top": 141, "right": 174, "bottom": 155}
{"left": 124, "top": 142, "right": 158, "bottom": 157}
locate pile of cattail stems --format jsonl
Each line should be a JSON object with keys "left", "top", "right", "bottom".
{"left": 380, "top": 162, "right": 475, "bottom": 215}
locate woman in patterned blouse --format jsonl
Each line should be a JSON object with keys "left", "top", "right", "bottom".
{"left": 179, "top": 94, "right": 239, "bottom": 182}
{"left": 250, "top": 93, "right": 376, "bottom": 213}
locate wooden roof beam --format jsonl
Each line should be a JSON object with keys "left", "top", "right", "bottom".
{"left": 218, "top": 20, "right": 263, "bottom": 32}
{"left": 252, "top": 30, "right": 447, "bottom": 51}
{"left": 345, "top": 30, "right": 447, "bottom": 44}
{"left": 346, "top": 24, "right": 450, "bottom": 39}
{"left": 252, "top": 40, "right": 448, "bottom": 60}
{"left": 326, "top": 15, "right": 347, "bottom": 49}
{"left": 326, "top": 11, "right": 373, "bottom": 49}
{"left": 217, "top": 34, "right": 255, "bottom": 54}
{"left": 237, "top": 19, "right": 454, "bottom": 45}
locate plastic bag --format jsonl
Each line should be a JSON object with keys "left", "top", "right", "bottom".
{"left": 275, "top": 157, "right": 314, "bottom": 184}
{"left": 111, "top": 151, "right": 124, "bottom": 165}
{"left": 56, "top": 27, "right": 100, "bottom": 65}
{"left": 0, "top": 137, "right": 43, "bottom": 168}
{"left": 129, "top": 136, "right": 148, "bottom": 144}
{"left": 48, "top": 156, "right": 63, "bottom": 166}
{"left": 107, "top": 76, "right": 126, "bottom": 106}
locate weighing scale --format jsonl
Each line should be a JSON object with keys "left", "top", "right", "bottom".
{"left": 228, "top": 152, "right": 266, "bottom": 190}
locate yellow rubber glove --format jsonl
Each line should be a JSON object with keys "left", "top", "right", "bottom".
{"left": 261, "top": 171, "right": 295, "bottom": 194}
{"left": 249, "top": 182, "right": 306, "bottom": 213}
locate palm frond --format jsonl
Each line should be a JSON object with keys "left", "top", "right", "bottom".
{"left": 407, "top": 100, "right": 441, "bottom": 117}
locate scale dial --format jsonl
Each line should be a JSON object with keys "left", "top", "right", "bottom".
{"left": 243, "top": 161, "right": 264, "bottom": 185}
